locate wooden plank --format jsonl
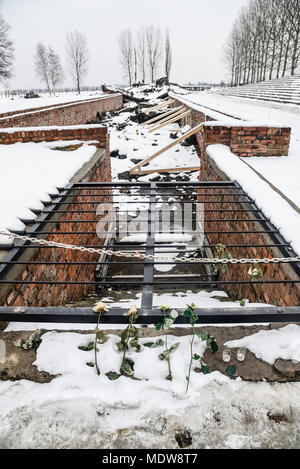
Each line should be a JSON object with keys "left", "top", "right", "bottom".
{"left": 147, "top": 108, "right": 187, "bottom": 131}
{"left": 145, "top": 99, "right": 174, "bottom": 113}
{"left": 148, "top": 110, "right": 191, "bottom": 133}
{"left": 131, "top": 166, "right": 200, "bottom": 176}
{"left": 141, "top": 106, "right": 184, "bottom": 127}
{"left": 129, "top": 122, "right": 204, "bottom": 174}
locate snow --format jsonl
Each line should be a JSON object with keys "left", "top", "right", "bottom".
{"left": 0, "top": 91, "right": 105, "bottom": 114}
{"left": 206, "top": 144, "right": 300, "bottom": 255}
{"left": 0, "top": 329, "right": 300, "bottom": 448}
{"left": 170, "top": 89, "right": 300, "bottom": 127}
{"left": 225, "top": 324, "right": 300, "bottom": 365}
{"left": 0, "top": 123, "right": 105, "bottom": 133}
{"left": 0, "top": 141, "right": 97, "bottom": 245}
{"left": 170, "top": 89, "right": 300, "bottom": 210}
{"left": 1, "top": 87, "right": 300, "bottom": 449}
{"left": 241, "top": 154, "right": 300, "bottom": 209}
{"left": 4, "top": 289, "right": 269, "bottom": 332}
{"left": 120, "top": 234, "right": 193, "bottom": 243}
{"left": 108, "top": 112, "right": 200, "bottom": 180}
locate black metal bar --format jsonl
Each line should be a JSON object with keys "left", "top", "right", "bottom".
{"left": 0, "top": 185, "right": 73, "bottom": 279}
{"left": 50, "top": 192, "right": 246, "bottom": 197}
{"left": 140, "top": 183, "right": 156, "bottom": 314}
{"left": 0, "top": 243, "right": 290, "bottom": 251}
{"left": 233, "top": 180, "right": 300, "bottom": 278}
{"left": 1, "top": 280, "right": 299, "bottom": 285}
{"left": 72, "top": 181, "right": 236, "bottom": 187}
{"left": 0, "top": 306, "right": 300, "bottom": 324}
{"left": 28, "top": 218, "right": 270, "bottom": 224}
{"left": 36, "top": 209, "right": 262, "bottom": 214}
{"left": 41, "top": 200, "right": 254, "bottom": 205}
{"left": 30, "top": 230, "right": 280, "bottom": 235}
{"left": 1, "top": 259, "right": 300, "bottom": 266}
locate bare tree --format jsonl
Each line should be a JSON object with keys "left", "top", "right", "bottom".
{"left": 0, "top": 15, "right": 13, "bottom": 83}
{"left": 137, "top": 27, "right": 147, "bottom": 83}
{"left": 119, "top": 29, "right": 133, "bottom": 85}
{"left": 164, "top": 28, "right": 172, "bottom": 82}
{"left": 146, "top": 26, "right": 162, "bottom": 83}
{"left": 66, "top": 31, "right": 88, "bottom": 94}
{"left": 134, "top": 45, "right": 138, "bottom": 84}
{"left": 48, "top": 47, "right": 64, "bottom": 91}
{"left": 223, "top": 0, "right": 300, "bottom": 85}
{"left": 35, "top": 42, "right": 51, "bottom": 94}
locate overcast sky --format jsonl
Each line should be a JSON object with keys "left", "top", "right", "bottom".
{"left": 1, "top": 0, "right": 249, "bottom": 89}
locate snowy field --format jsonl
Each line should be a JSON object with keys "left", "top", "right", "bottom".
{"left": 0, "top": 90, "right": 104, "bottom": 114}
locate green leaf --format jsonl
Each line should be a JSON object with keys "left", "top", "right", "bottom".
{"left": 130, "top": 338, "right": 138, "bottom": 348}
{"left": 159, "top": 342, "right": 179, "bottom": 360}
{"left": 121, "top": 358, "right": 134, "bottom": 376}
{"left": 226, "top": 365, "right": 237, "bottom": 377}
{"left": 117, "top": 341, "right": 125, "bottom": 352}
{"left": 143, "top": 342, "right": 155, "bottom": 348}
{"left": 121, "top": 329, "right": 129, "bottom": 342}
{"left": 78, "top": 341, "right": 95, "bottom": 352}
{"left": 130, "top": 338, "right": 140, "bottom": 351}
{"left": 86, "top": 362, "right": 95, "bottom": 367}
{"left": 196, "top": 331, "right": 208, "bottom": 341}
{"left": 129, "top": 326, "right": 139, "bottom": 338}
{"left": 96, "top": 330, "right": 107, "bottom": 343}
{"left": 201, "top": 364, "right": 210, "bottom": 374}
{"left": 144, "top": 339, "right": 164, "bottom": 348}
{"left": 155, "top": 338, "right": 164, "bottom": 346}
{"left": 210, "top": 340, "right": 218, "bottom": 354}
{"left": 155, "top": 322, "right": 162, "bottom": 331}
{"left": 106, "top": 371, "right": 120, "bottom": 380}
{"left": 193, "top": 354, "right": 200, "bottom": 361}
{"left": 164, "top": 318, "right": 174, "bottom": 329}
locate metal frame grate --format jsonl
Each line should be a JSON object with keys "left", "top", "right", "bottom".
{"left": 0, "top": 181, "right": 300, "bottom": 324}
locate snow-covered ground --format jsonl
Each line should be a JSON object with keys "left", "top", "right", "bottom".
{"left": 5, "top": 289, "right": 267, "bottom": 332}
{"left": 0, "top": 91, "right": 104, "bottom": 114}
{"left": 170, "top": 90, "right": 300, "bottom": 204}
{"left": 206, "top": 145, "right": 300, "bottom": 255}
{"left": 1, "top": 88, "right": 300, "bottom": 449}
{"left": 108, "top": 112, "right": 199, "bottom": 180}
{"left": 0, "top": 141, "right": 97, "bottom": 245}
{"left": 169, "top": 89, "right": 300, "bottom": 254}
{"left": 1, "top": 326, "right": 300, "bottom": 448}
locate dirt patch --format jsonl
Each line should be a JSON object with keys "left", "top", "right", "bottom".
{"left": 0, "top": 330, "right": 54, "bottom": 383}
{"left": 1, "top": 323, "right": 300, "bottom": 383}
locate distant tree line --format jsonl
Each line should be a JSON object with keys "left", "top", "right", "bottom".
{"left": 119, "top": 26, "right": 172, "bottom": 85}
{"left": 224, "top": 0, "right": 300, "bottom": 86}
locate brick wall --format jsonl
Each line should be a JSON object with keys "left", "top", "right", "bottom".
{"left": 206, "top": 125, "right": 291, "bottom": 157}
{"left": 0, "top": 125, "right": 108, "bottom": 148}
{"left": 0, "top": 94, "right": 122, "bottom": 128}
{"left": 1, "top": 151, "right": 112, "bottom": 307}
{"left": 200, "top": 151, "right": 300, "bottom": 307}
{"left": 172, "top": 97, "right": 291, "bottom": 157}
